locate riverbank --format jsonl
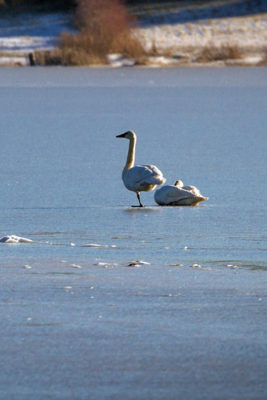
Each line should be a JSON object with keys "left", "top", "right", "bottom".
{"left": 0, "top": 0, "right": 266, "bottom": 67}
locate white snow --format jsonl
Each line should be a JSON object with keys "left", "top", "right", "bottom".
{"left": 136, "top": 15, "right": 267, "bottom": 52}
{"left": 0, "top": 2, "right": 266, "bottom": 66}
{"left": 107, "top": 53, "right": 135, "bottom": 67}
{"left": 0, "top": 36, "right": 55, "bottom": 55}
{"left": 0, "top": 11, "right": 73, "bottom": 65}
{"left": 81, "top": 243, "right": 109, "bottom": 248}
{"left": 0, "top": 235, "right": 33, "bottom": 243}
{"left": 0, "top": 55, "right": 27, "bottom": 65}
{"left": 133, "top": 0, "right": 267, "bottom": 66}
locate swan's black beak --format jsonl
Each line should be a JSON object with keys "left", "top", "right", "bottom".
{"left": 116, "top": 132, "right": 127, "bottom": 138}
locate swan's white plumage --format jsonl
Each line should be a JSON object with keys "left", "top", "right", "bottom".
{"left": 116, "top": 130, "right": 165, "bottom": 206}
{"left": 123, "top": 164, "right": 165, "bottom": 191}
{"left": 154, "top": 180, "right": 208, "bottom": 206}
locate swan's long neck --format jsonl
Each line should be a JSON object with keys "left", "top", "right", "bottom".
{"left": 125, "top": 136, "right": 136, "bottom": 170}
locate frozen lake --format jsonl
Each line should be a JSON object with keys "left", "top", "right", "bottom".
{"left": 0, "top": 67, "right": 266, "bottom": 399}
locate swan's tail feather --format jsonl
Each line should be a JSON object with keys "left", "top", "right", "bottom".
{"left": 145, "top": 176, "right": 166, "bottom": 185}
{"left": 169, "top": 196, "right": 208, "bottom": 206}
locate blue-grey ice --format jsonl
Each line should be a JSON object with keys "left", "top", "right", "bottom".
{"left": 0, "top": 67, "right": 266, "bottom": 400}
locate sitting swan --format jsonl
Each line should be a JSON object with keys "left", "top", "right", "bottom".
{"left": 154, "top": 180, "right": 208, "bottom": 206}
{"left": 116, "top": 130, "right": 166, "bottom": 207}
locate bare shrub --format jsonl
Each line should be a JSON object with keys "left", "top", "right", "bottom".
{"left": 111, "top": 30, "right": 146, "bottom": 61}
{"left": 196, "top": 43, "right": 243, "bottom": 62}
{"left": 56, "top": 0, "right": 146, "bottom": 65}
{"left": 257, "top": 46, "right": 267, "bottom": 66}
{"left": 34, "top": 50, "right": 64, "bottom": 65}
{"left": 75, "top": 0, "right": 132, "bottom": 34}
{"left": 59, "top": 31, "right": 108, "bottom": 64}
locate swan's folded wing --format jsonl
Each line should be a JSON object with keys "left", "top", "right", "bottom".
{"left": 155, "top": 185, "right": 197, "bottom": 205}
{"left": 182, "top": 185, "right": 202, "bottom": 196}
{"left": 137, "top": 164, "right": 166, "bottom": 184}
{"left": 123, "top": 165, "right": 166, "bottom": 192}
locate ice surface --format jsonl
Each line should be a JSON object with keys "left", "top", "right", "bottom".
{"left": 0, "top": 67, "right": 266, "bottom": 399}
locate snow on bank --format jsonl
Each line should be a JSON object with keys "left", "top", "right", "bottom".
{"left": 131, "top": 0, "right": 267, "bottom": 66}
{"left": 136, "top": 14, "right": 267, "bottom": 52}
{"left": 0, "top": 1, "right": 266, "bottom": 66}
{"left": 0, "top": 11, "right": 73, "bottom": 65}
{"left": 133, "top": 13, "right": 267, "bottom": 66}
{"left": 0, "top": 36, "right": 54, "bottom": 52}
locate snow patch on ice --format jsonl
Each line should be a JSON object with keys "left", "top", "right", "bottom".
{"left": 82, "top": 243, "right": 109, "bottom": 248}
{"left": 0, "top": 235, "right": 33, "bottom": 243}
{"left": 107, "top": 53, "right": 135, "bottom": 67}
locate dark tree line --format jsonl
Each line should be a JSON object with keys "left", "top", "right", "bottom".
{"left": 1, "top": 0, "right": 182, "bottom": 9}
{"left": 1, "top": 0, "right": 75, "bottom": 9}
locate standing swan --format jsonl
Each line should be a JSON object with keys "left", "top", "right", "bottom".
{"left": 116, "top": 130, "right": 166, "bottom": 207}
{"left": 154, "top": 180, "right": 208, "bottom": 206}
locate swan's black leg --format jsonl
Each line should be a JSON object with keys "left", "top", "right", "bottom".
{"left": 136, "top": 192, "right": 143, "bottom": 207}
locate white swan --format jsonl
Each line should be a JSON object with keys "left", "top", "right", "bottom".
{"left": 116, "top": 130, "right": 166, "bottom": 207}
{"left": 154, "top": 180, "right": 208, "bottom": 206}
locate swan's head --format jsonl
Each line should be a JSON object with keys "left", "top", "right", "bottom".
{"left": 116, "top": 130, "right": 136, "bottom": 140}
{"left": 174, "top": 180, "right": 183, "bottom": 187}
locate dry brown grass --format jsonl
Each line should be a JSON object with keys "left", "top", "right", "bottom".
{"left": 58, "top": 30, "right": 146, "bottom": 65}
{"left": 257, "top": 46, "right": 267, "bottom": 66}
{"left": 33, "top": 49, "right": 66, "bottom": 65}
{"left": 34, "top": 47, "right": 106, "bottom": 66}
{"left": 196, "top": 43, "right": 244, "bottom": 62}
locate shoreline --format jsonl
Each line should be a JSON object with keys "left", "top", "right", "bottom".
{"left": 0, "top": 1, "right": 266, "bottom": 67}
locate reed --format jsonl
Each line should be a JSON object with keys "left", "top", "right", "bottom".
{"left": 196, "top": 43, "right": 243, "bottom": 62}
{"left": 257, "top": 46, "right": 267, "bottom": 65}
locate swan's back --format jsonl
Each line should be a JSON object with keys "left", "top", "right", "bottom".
{"left": 180, "top": 183, "right": 202, "bottom": 197}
